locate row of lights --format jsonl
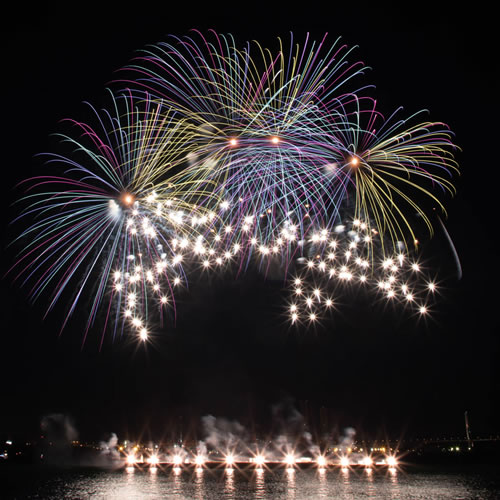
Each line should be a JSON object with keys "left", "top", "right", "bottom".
{"left": 126, "top": 453, "right": 398, "bottom": 468}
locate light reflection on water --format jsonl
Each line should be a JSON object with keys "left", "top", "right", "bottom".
{"left": 254, "top": 467, "right": 265, "bottom": 499}
{"left": 2, "top": 464, "right": 500, "bottom": 499}
{"left": 316, "top": 467, "right": 328, "bottom": 498}
{"left": 286, "top": 467, "right": 296, "bottom": 499}
{"left": 388, "top": 466, "right": 400, "bottom": 499}
{"left": 224, "top": 467, "right": 235, "bottom": 498}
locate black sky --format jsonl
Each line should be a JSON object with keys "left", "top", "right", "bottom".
{"left": 1, "top": 5, "right": 498, "bottom": 444}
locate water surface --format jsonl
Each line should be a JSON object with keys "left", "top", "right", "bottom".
{"left": 2, "top": 464, "right": 499, "bottom": 499}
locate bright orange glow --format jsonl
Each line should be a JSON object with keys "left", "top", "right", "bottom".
{"left": 121, "top": 193, "right": 135, "bottom": 206}
{"left": 229, "top": 138, "right": 238, "bottom": 146}
{"left": 270, "top": 136, "right": 280, "bottom": 144}
{"left": 350, "top": 156, "right": 359, "bottom": 167}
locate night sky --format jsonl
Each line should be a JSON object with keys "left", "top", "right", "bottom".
{"left": 1, "top": 6, "right": 498, "bottom": 445}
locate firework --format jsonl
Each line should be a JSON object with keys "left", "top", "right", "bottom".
{"left": 118, "top": 31, "right": 370, "bottom": 251}
{"left": 320, "top": 95, "right": 460, "bottom": 249}
{"left": 9, "top": 91, "right": 217, "bottom": 345}
{"left": 120, "top": 31, "right": 458, "bottom": 253}
{"left": 284, "top": 218, "right": 438, "bottom": 326}
{"left": 121, "top": 31, "right": 367, "bottom": 127}
{"left": 10, "top": 31, "right": 461, "bottom": 341}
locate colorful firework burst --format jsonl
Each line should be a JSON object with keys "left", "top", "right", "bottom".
{"left": 9, "top": 31, "right": 461, "bottom": 343}
{"left": 9, "top": 91, "right": 218, "bottom": 345}
{"left": 118, "top": 31, "right": 369, "bottom": 248}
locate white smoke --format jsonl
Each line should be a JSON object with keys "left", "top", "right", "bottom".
{"left": 338, "top": 426, "right": 356, "bottom": 451}
{"left": 201, "top": 415, "right": 247, "bottom": 455}
{"left": 302, "top": 430, "right": 320, "bottom": 456}
{"left": 41, "top": 413, "right": 78, "bottom": 445}
{"left": 99, "top": 432, "right": 119, "bottom": 459}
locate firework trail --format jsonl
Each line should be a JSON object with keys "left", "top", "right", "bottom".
{"left": 435, "top": 212, "right": 462, "bottom": 280}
